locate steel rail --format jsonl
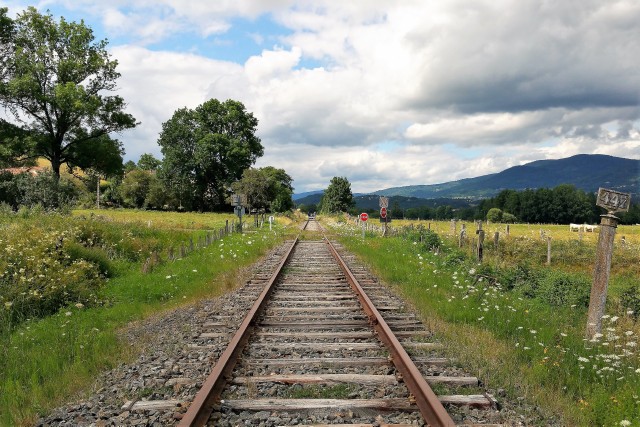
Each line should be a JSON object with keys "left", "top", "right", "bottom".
{"left": 178, "top": 237, "right": 299, "bottom": 427}
{"left": 325, "top": 239, "right": 456, "bottom": 427}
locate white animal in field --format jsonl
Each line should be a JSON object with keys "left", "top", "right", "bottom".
{"left": 584, "top": 224, "right": 597, "bottom": 232}
{"left": 569, "top": 223, "right": 582, "bottom": 232}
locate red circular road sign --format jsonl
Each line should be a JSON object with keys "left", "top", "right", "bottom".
{"left": 380, "top": 207, "right": 387, "bottom": 218}
{"left": 359, "top": 212, "right": 369, "bottom": 221}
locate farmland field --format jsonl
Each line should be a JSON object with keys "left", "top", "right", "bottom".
{"left": 355, "top": 218, "right": 640, "bottom": 292}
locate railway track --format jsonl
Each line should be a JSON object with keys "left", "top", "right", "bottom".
{"left": 176, "top": 219, "right": 499, "bottom": 426}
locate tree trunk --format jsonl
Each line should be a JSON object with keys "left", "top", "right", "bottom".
{"left": 50, "top": 155, "right": 61, "bottom": 181}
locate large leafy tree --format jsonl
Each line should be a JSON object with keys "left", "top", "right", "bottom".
{"left": 0, "top": 7, "right": 136, "bottom": 179}
{"left": 319, "top": 176, "right": 354, "bottom": 213}
{"left": 231, "top": 166, "right": 294, "bottom": 213}
{"left": 0, "top": 7, "right": 13, "bottom": 84}
{"left": 137, "top": 153, "right": 161, "bottom": 171}
{"left": 158, "top": 99, "right": 263, "bottom": 211}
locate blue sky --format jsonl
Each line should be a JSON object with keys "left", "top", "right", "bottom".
{"left": 3, "top": 1, "right": 640, "bottom": 193}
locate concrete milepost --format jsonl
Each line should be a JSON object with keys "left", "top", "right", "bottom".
{"left": 586, "top": 188, "right": 632, "bottom": 339}
{"left": 360, "top": 212, "right": 368, "bottom": 239}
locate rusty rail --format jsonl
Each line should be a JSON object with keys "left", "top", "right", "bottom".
{"left": 325, "top": 239, "right": 456, "bottom": 427}
{"left": 178, "top": 238, "right": 298, "bottom": 427}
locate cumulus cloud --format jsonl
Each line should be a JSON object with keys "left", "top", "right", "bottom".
{"left": 5, "top": 0, "right": 639, "bottom": 192}
{"left": 109, "top": 46, "right": 243, "bottom": 159}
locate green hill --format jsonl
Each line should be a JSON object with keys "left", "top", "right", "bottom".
{"left": 377, "top": 154, "right": 639, "bottom": 200}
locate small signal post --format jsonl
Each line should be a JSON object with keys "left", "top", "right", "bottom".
{"left": 359, "top": 212, "right": 368, "bottom": 239}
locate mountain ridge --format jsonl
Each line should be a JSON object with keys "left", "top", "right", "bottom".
{"left": 374, "top": 154, "right": 639, "bottom": 200}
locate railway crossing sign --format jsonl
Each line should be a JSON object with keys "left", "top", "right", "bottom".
{"left": 379, "top": 196, "right": 389, "bottom": 208}
{"left": 380, "top": 207, "right": 387, "bottom": 218}
{"left": 359, "top": 212, "right": 369, "bottom": 222}
{"left": 596, "top": 188, "right": 631, "bottom": 213}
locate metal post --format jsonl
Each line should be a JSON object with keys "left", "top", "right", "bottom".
{"left": 586, "top": 214, "right": 618, "bottom": 338}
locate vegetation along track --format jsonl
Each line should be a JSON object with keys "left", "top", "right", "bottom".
{"left": 39, "top": 219, "right": 501, "bottom": 426}
{"left": 179, "top": 219, "right": 499, "bottom": 426}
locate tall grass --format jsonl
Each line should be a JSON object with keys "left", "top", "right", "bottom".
{"left": 331, "top": 218, "right": 640, "bottom": 426}
{"left": 0, "top": 209, "right": 293, "bottom": 425}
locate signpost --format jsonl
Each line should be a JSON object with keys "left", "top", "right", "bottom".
{"left": 379, "top": 196, "right": 389, "bottom": 236}
{"left": 359, "top": 212, "right": 368, "bottom": 239}
{"left": 231, "top": 193, "right": 245, "bottom": 232}
{"left": 596, "top": 188, "right": 631, "bottom": 213}
{"left": 586, "top": 187, "right": 632, "bottom": 339}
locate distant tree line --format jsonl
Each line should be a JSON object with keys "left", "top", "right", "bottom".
{"left": 313, "top": 180, "right": 640, "bottom": 225}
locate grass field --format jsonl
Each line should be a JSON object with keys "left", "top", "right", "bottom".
{"left": 355, "top": 217, "right": 640, "bottom": 294}
{"left": 330, "top": 216, "right": 640, "bottom": 426}
{"left": 0, "top": 209, "right": 295, "bottom": 426}
{"left": 73, "top": 208, "right": 239, "bottom": 230}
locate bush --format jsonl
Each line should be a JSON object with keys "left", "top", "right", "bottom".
{"left": 499, "top": 262, "right": 541, "bottom": 294}
{"left": 0, "top": 222, "right": 103, "bottom": 326}
{"left": 620, "top": 284, "right": 640, "bottom": 320}
{"left": 65, "top": 241, "right": 115, "bottom": 277}
{"left": 537, "top": 270, "right": 590, "bottom": 307}
{"left": 443, "top": 249, "right": 466, "bottom": 266}
{"left": 421, "top": 229, "right": 442, "bottom": 251}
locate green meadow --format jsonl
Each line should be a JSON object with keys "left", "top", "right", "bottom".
{"left": 330, "top": 217, "right": 640, "bottom": 426}
{"left": 0, "top": 209, "right": 293, "bottom": 426}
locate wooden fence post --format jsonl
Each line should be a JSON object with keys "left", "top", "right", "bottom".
{"left": 476, "top": 230, "right": 485, "bottom": 262}
{"left": 586, "top": 214, "right": 619, "bottom": 338}
{"left": 546, "top": 237, "right": 552, "bottom": 265}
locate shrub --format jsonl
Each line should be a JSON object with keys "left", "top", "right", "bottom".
{"left": 443, "top": 249, "right": 466, "bottom": 266}
{"left": 537, "top": 270, "right": 590, "bottom": 307}
{"left": 620, "top": 284, "right": 640, "bottom": 320}
{"left": 421, "top": 229, "right": 442, "bottom": 251}
{"left": 0, "top": 223, "right": 103, "bottom": 326}
{"left": 486, "top": 208, "right": 503, "bottom": 223}
{"left": 498, "top": 262, "right": 541, "bottom": 293}
{"left": 65, "top": 241, "right": 115, "bottom": 277}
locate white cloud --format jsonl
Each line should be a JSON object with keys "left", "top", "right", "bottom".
{"left": 109, "top": 46, "right": 243, "bottom": 159}
{"left": 6, "top": 0, "right": 639, "bottom": 193}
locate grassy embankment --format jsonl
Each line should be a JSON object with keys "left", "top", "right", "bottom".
{"left": 0, "top": 209, "right": 294, "bottom": 426}
{"left": 329, "top": 217, "right": 640, "bottom": 426}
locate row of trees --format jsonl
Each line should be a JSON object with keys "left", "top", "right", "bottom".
{"left": 0, "top": 8, "right": 293, "bottom": 213}
{"left": 304, "top": 179, "right": 640, "bottom": 225}
{"left": 109, "top": 156, "right": 293, "bottom": 213}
